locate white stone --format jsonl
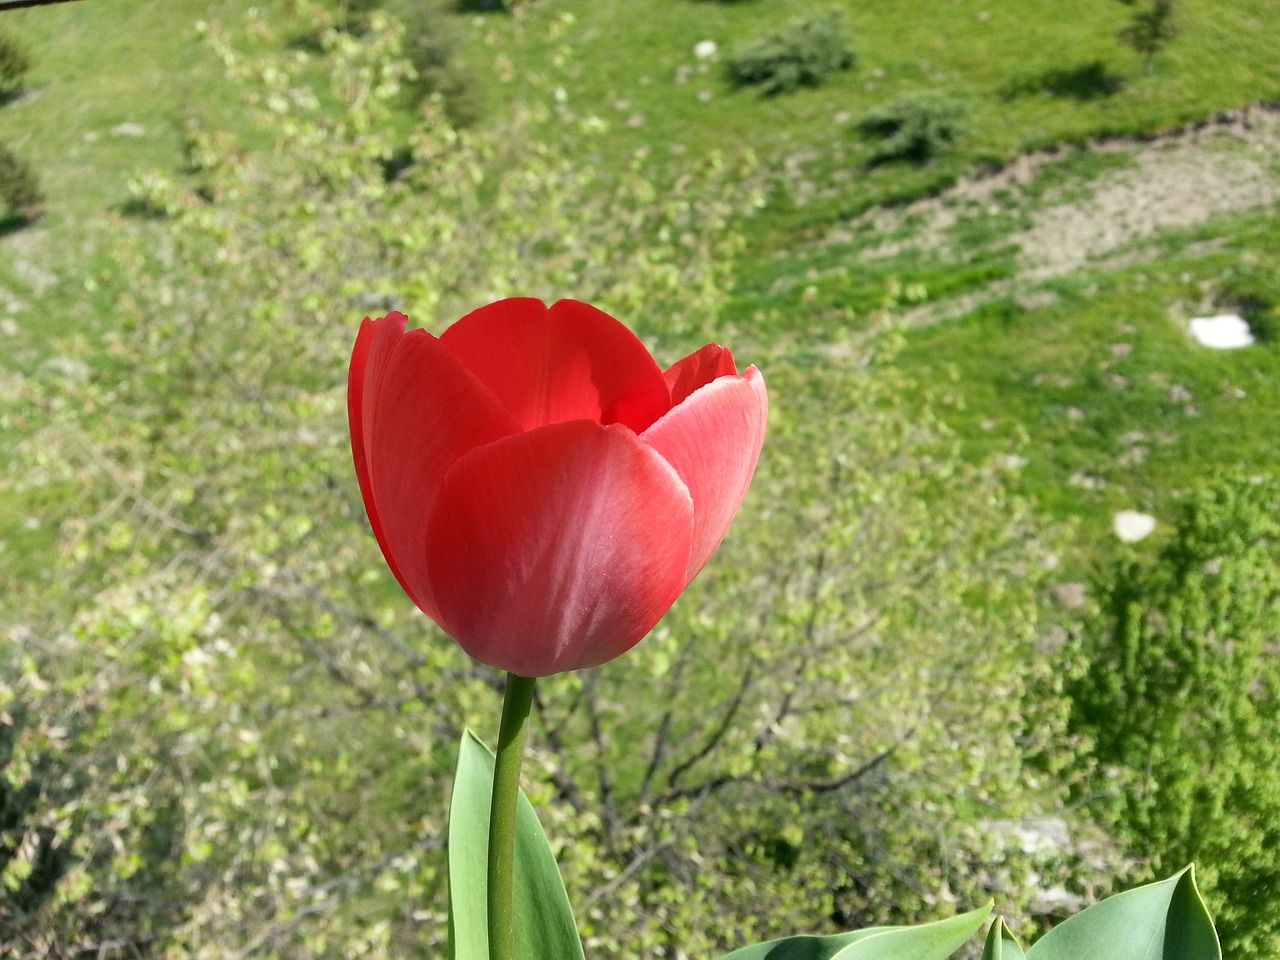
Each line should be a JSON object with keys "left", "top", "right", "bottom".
{"left": 1189, "top": 314, "right": 1254, "bottom": 349}
{"left": 1114, "top": 510, "right": 1157, "bottom": 542}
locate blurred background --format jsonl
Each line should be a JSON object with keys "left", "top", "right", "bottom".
{"left": 1, "top": 0, "right": 1277, "bottom": 957}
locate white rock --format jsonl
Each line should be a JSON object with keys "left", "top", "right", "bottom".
{"left": 693, "top": 40, "right": 718, "bottom": 60}
{"left": 1114, "top": 510, "right": 1157, "bottom": 542}
{"left": 1189, "top": 314, "right": 1254, "bottom": 349}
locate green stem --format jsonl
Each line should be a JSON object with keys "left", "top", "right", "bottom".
{"left": 487, "top": 672, "right": 537, "bottom": 960}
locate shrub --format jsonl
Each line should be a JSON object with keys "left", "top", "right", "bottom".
{"left": 1218, "top": 261, "right": 1280, "bottom": 343}
{"left": 1069, "top": 473, "right": 1280, "bottom": 960}
{"left": 1, "top": 699, "right": 73, "bottom": 929}
{"left": 0, "top": 141, "right": 44, "bottom": 223}
{"left": 0, "top": 29, "right": 32, "bottom": 101}
{"left": 728, "top": 14, "right": 855, "bottom": 96}
{"left": 858, "top": 91, "right": 968, "bottom": 165}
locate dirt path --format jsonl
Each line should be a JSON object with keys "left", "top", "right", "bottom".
{"left": 1018, "top": 109, "right": 1280, "bottom": 280}
{"left": 834, "top": 105, "right": 1280, "bottom": 326}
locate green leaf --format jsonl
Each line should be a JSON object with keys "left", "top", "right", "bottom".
{"left": 981, "top": 918, "right": 1027, "bottom": 960}
{"left": 1026, "top": 865, "right": 1219, "bottom": 960}
{"left": 446, "top": 729, "right": 585, "bottom": 960}
{"left": 717, "top": 903, "right": 991, "bottom": 960}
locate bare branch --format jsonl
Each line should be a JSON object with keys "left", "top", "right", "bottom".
{"left": 662, "top": 657, "right": 756, "bottom": 793}
{"left": 583, "top": 671, "right": 618, "bottom": 836}
{"left": 638, "top": 638, "right": 694, "bottom": 800}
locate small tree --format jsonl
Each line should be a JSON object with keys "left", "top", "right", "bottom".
{"left": 0, "top": 141, "right": 45, "bottom": 223}
{"left": 0, "top": 28, "right": 33, "bottom": 101}
{"left": 1117, "top": 0, "right": 1178, "bottom": 72}
{"left": 1070, "top": 473, "right": 1280, "bottom": 960}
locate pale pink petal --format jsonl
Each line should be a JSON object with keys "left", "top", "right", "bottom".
{"left": 352, "top": 314, "right": 521, "bottom": 618}
{"left": 642, "top": 365, "right": 768, "bottom": 581}
{"left": 423, "top": 421, "right": 695, "bottom": 676}
{"left": 438, "top": 298, "right": 671, "bottom": 433}
{"left": 665, "top": 343, "right": 738, "bottom": 407}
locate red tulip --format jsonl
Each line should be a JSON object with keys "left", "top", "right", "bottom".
{"left": 347, "top": 298, "right": 768, "bottom": 677}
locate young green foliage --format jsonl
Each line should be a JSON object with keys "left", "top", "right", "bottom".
{"left": 1070, "top": 473, "right": 1280, "bottom": 960}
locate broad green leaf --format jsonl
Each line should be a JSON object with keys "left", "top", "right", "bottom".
{"left": 447, "top": 729, "right": 585, "bottom": 960}
{"left": 981, "top": 918, "right": 1027, "bottom": 960}
{"left": 1027, "top": 865, "right": 1219, "bottom": 960}
{"left": 716, "top": 903, "right": 991, "bottom": 960}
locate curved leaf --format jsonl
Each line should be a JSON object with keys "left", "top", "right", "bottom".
{"left": 717, "top": 903, "right": 991, "bottom": 960}
{"left": 1027, "top": 865, "right": 1219, "bottom": 960}
{"left": 447, "top": 729, "right": 585, "bottom": 960}
{"left": 982, "top": 918, "right": 1027, "bottom": 960}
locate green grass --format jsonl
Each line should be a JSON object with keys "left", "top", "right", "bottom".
{"left": 0, "top": 0, "right": 304, "bottom": 383}
{"left": 891, "top": 207, "right": 1280, "bottom": 547}
{"left": 0, "top": 0, "right": 293, "bottom": 221}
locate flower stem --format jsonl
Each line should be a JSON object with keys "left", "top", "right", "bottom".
{"left": 488, "top": 672, "right": 537, "bottom": 960}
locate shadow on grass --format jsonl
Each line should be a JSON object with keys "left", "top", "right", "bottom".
{"left": 0, "top": 212, "right": 39, "bottom": 237}
{"left": 1003, "top": 61, "right": 1126, "bottom": 101}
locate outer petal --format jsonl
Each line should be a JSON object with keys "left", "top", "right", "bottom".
{"left": 438, "top": 298, "right": 672, "bottom": 433}
{"left": 664, "top": 343, "right": 739, "bottom": 407}
{"left": 349, "top": 314, "right": 521, "bottom": 619}
{"left": 642, "top": 365, "right": 768, "bottom": 581}
{"left": 423, "top": 420, "right": 695, "bottom": 676}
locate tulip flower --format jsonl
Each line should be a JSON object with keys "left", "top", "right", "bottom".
{"left": 347, "top": 297, "right": 768, "bottom": 678}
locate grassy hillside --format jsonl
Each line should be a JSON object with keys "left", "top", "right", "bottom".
{"left": 0, "top": 0, "right": 291, "bottom": 220}
{"left": 3, "top": 0, "right": 1278, "bottom": 564}
{"left": 466, "top": 0, "right": 1280, "bottom": 232}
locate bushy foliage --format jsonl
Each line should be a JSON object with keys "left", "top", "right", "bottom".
{"left": 0, "top": 7, "right": 1098, "bottom": 958}
{"left": 0, "top": 28, "right": 33, "bottom": 101}
{"left": 0, "top": 697, "right": 72, "bottom": 933}
{"left": 859, "top": 92, "right": 968, "bottom": 165}
{"left": 1219, "top": 260, "right": 1280, "bottom": 344}
{"left": 1069, "top": 472, "right": 1280, "bottom": 960}
{"left": 0, "top": 141, "right": 44, "bottom": 223}
{"left": 728, "top": 14, "right": 855, "bottom": 96}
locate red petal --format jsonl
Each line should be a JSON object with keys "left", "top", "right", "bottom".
{"left": 642, "top": 365, "right": 768, "bottom": 581}
{"left": 664, "top": 343, "right": 738, "bottom": 407}
{"left": 423, "top": 421, "right": 695, "bottom": 676}
{"left": 438, "top": 298, "right": 672, "bottom": 433}
{"left": 348, "top": 314, "right": 407, "bottom": 597}
{"left": 349, "top": 314, "right": 521, "bottom": 619}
